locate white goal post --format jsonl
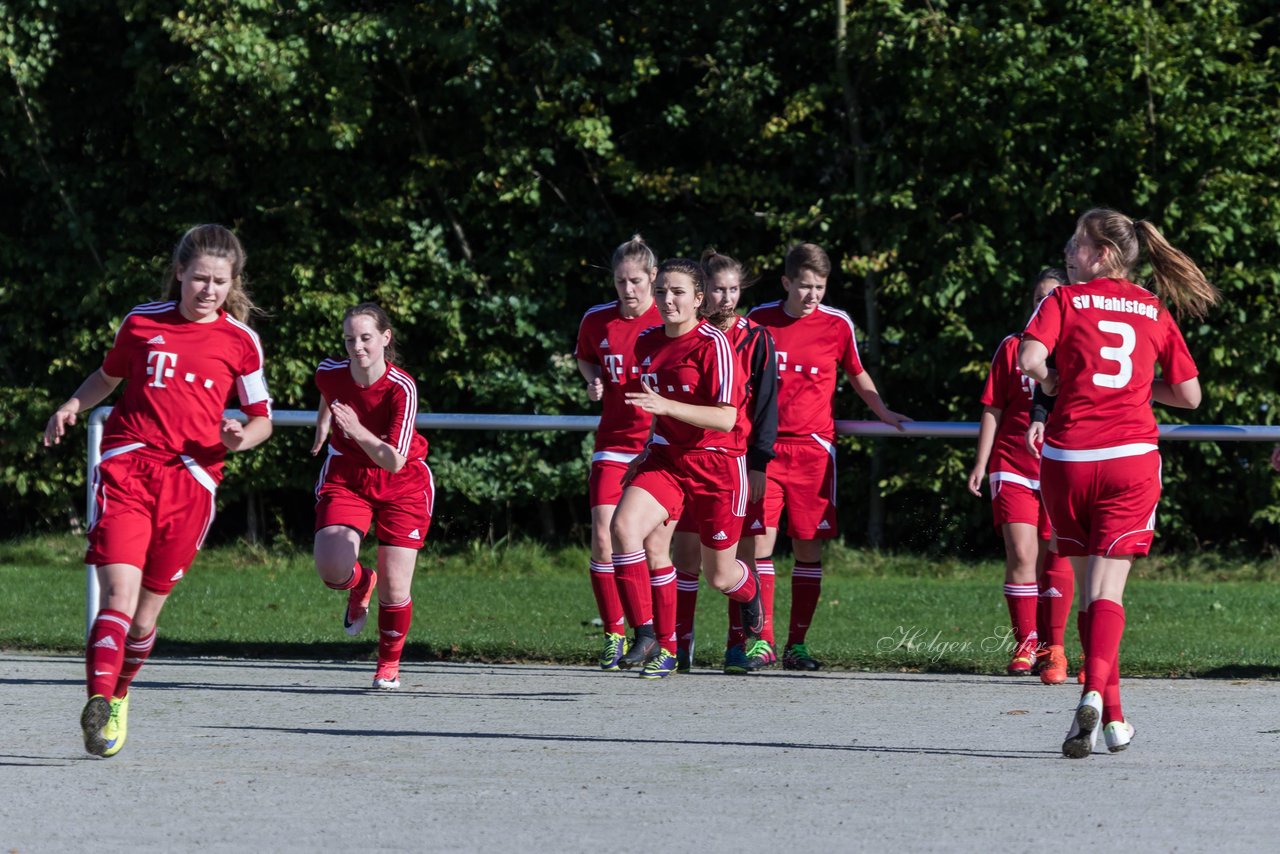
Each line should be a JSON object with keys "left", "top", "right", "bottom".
{"left": 81, "top": 406, "right": 1280, "bottom": 635}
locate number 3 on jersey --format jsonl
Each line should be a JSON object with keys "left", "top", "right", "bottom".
{"left": 1092, "top": 320, "right": 1135, "bottom": 389}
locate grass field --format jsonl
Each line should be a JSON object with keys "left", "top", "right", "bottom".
{"left": 3, "top": 534, "right": 1279, "bottom": 677}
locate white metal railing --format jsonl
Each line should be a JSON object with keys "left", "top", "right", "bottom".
{"left": 82, "top": 406, "right": 1280, "bottom": 634}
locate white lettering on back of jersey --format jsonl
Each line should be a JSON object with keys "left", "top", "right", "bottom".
{"left": 146, "top": 351, "right": 179, "bottom": 388}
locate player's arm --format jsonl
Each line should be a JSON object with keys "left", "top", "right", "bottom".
{"left": 1017, "top": 338, "right": 1059, "bottom": 395}
{"left": 1151, "top": 377, "right": 1202, "bottom": 409}
{"left": 311, "top": 395, "right": 333, "bottom": 456}
{"left": 625, "top": 384, "right": 736, "bottom": 432}
{"left": 968, "top": 406, "right": 1001, "bottom": 497}
{"left": 577, "top": 359, "right": 605, "bottom": 402}
{"left": 745, "top": 330, "right": 779, "bottom": 503}
{"left": 221, "top": 415, "right": 273, "bottom": 452}
{"left": 848, "top": 370, "right": 910, "bottom": 431}
{"left": 330, "top": 401, "right": 407, "bottom": 472}
{"left": 43, "top": 368, "right": 123, "bottom": 446}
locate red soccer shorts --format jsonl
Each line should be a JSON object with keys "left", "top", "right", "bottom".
{"left": 988, "top": 474, "right": 1052, "bottom": 540}
{"left": 1038, "top": 449, "right": 1161, "bottom": 557}
{"left": 674, "top": 495, "right": 764, "bottom": 539}
{"left": 85, "top": 444, "right": 220, "bottom": 595}
{"left": 762, "top": 436, "right": 838, "bottom": 539}
{"left": 589, "top": 454, "right": 638, "bottom": 507}
{"left": 315, "top": 455, "right": 434, "bottom": 550}
{"left": 629, "top": 447, "right": 746, "bottom": 550}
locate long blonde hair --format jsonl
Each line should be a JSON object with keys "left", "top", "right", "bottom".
{"left": 160, "top": 224, "right": 257, "bottom": 322}
{"left": 1076, "top": 208, "right": 1220, "bottom": 319}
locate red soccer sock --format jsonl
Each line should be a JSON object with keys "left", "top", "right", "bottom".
{"left": 86, "top": 609, "right": 131, "bottom": 699}
{"left": 1003, "top": 583, "right": 1039, "bottom": 649}
{"left": 114, "top": 627, "right": 157, "bottom": 698}
{"left": 1084, "top": 599, "right": 1125, "bottom": 698}
{"left": 724, "top": 559, "right": 758, "bottom": 603}
{"left": 650, "top": 566, "right": 677, "bottom": 654}
{"left": 589, "top": 561, "right": 626, "bottom": 635}
{"left": 675, "top": 570, "right": 700, "bottom": 652}
{"left": 1103, "top": 648, "right": 1125, "bottom": 725}
{"left": 788, "top": 561, "right": 822, "bottom": 647}
{"left": 325, "top": 560, "right": 370, "bottom": 591}
{"left": 757, "top": 558, "right": 776, "bottom": 645}
{"left": 612, "top": 550, "right": 652, "bottom": 628}
{"left": 726, "top": 599, "right": 744, "bottom": 648}
{"left": 1038, "top": 552, "right": 1075, "bottom": 648}
{"left": 377, "top": 597, "right": 413, "bottom": 667}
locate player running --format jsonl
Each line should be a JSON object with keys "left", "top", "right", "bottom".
{"left": 747, "top": 243, "right": 908, "bottom": 670}
{"left": 610, "top": 258, "right": 764, "bottom": 679}
{"left": 574, "top": 235, "right": 664, "bottom": 670}
{"left": 312, "top": 303, "right": 434, "bottom": 690}
{"left": 671, "top": 250, "right": 778, "bottom": 673}
{"left": 968, "top": 268, "right": 1076, "bottom": 681}
{"left": 1020, "top": 208, "right": 1219, "bottom": 757}
{"left": 44, "top": 224, "right": 273, "bottom": 757}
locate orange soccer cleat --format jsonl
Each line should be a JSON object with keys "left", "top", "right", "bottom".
{"left": 1039, "top": 645, "right": 1069, "bottom": 685}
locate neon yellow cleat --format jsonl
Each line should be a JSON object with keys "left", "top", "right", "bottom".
{"left": 102, "top": 693, "right": 129, "bottom": 757}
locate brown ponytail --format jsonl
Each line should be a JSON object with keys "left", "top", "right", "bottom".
{"left": 1133, "top": 220, "right": 1220, "bottom": 320}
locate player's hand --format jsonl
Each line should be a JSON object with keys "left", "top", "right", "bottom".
{"left": 622, "top": 449, "right": 649, "bottom": 486}
{"left": 310, "top": 429, "right": 329, "bottom": 456}
{"left": 1271, "top": 444, "right": 1280, "bottom": 473}
{"left": 625, "top": 382, "right": 671, "bottom": 416}
{"left": 966, "top": 466, "right": 984, "bottom": 497}
{"left": 220, "top": 418, "right": 247, "bottom": 450}
{"left": 878, "top": 408, "right": 912, "bottom": 432}
{"left": 43, "top": 406, "right": 78, "bottom": 447}
{"left": 330, "top": 401, "right": 369, "bottom": 442}
{"left": 586, "top": 377, "right": 604, "bottom": 402}
{"left": 1025, "top": 421, "right": 1046, "bottom": 459}
{"left": 747, "top": 469, "right": 767, "bottom": 504}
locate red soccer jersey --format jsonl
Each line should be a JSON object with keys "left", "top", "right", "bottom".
{"left": 980, "top": 333, "right": 1040, "bottom": 481}
{"left": 315, "top": 359, "right": 428, "bottom": 465}
{"left": 1023, "top": 277, "right": 1198, "bottom": 451}
{"left": 100, "top": 301, "right": 271, "bottom": 473}
{"left": 574, "top": 301, "right": 663, "bottom": 456}
{"left": 747, "top": 301, "right": 865, "bottom": 440}
{"left": 631, "top": 320, "right": 743, "bottom": 454}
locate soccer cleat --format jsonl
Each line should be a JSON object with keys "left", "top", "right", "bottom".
{"left": 599, "top": 633, "right": 630, "bottom": 671}
{"left": 102, "top": 694, "right": 130, "bottom": 757}
{"left": 722, "top": 644, "right": 750, "bottom": 675}
{"left": 745, "top": 638, "right": 777, "bottom": 670}
{"left": 1007, "top": 638, "right": 1037, "bottom": 675}
{"left": 1039, "top": 645, "right": 1069, "bottom": 685}
{"left": 1062, "top": 690, "right": 1103, "bottom": 759}
{"left": 676, "top": 646, "right": 693, "bottom": 674}
{"left": 80, "top": 694, "right": 112, "bottom": 757}
{"left": 371, "top": 663, "right": 400, "bottom": 690}
{"left": 1103, "top": 719, "right": 1135, "bottom": 753}
{"left": 782, "top": 643, "right": 822, "bottom": 671}
{"left": 343, "top": 569, "right": 378, "bottom": 636}
{"left": 618, "top": 634, "right": 658, "bottom": 670}
{"left": 641, "top": 649, "right": 678, "bottom": 679}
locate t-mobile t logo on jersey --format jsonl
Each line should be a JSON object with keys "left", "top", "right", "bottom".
{"left": 603, "top": 353, "right": 626, "bottom": 384}
{"left": 774, "top": 351, "right": 819, "bottom": 378}
{"left": 1019, "top": 372, "right": 1036, "bottom": 399}
{"left": 775, "top": 350, "right": 788, "bottom": 376}
{"left": 640, "top": 372, "right": 659, "bottom": 391}
{"left": 146, "top": 351, "right": 179, "bottom": 387}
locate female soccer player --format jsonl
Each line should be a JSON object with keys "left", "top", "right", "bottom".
{"left": 43, "top": 224, "right": 273, "bottom": 757}
{"left": 574, "top": 236, "right": 664, "bottom": 670}
{"left": 610, "top": 258, "right": 764, "bottom": 679}
{"left": 967, "top": 268, "right": 1076, "bottom": 682}
{"left": 748, "top": 243, "right": 909, "bottom": 671}
{"left": 1020, "top": 208, "right": 1219, "bottom": 758}
{"left": 312, "top": 303, "right": 433, "bottom": 690}
{"left": 671, "top": 250, "right": 778, "bottom": 673}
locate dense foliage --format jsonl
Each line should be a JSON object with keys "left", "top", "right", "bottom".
{"left": 4, "top": 0, "right": 1278, "bottom": 552}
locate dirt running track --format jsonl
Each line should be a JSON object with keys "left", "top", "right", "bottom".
{"left": 3, "top": 653, "right": 1278, "bottom": 852}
